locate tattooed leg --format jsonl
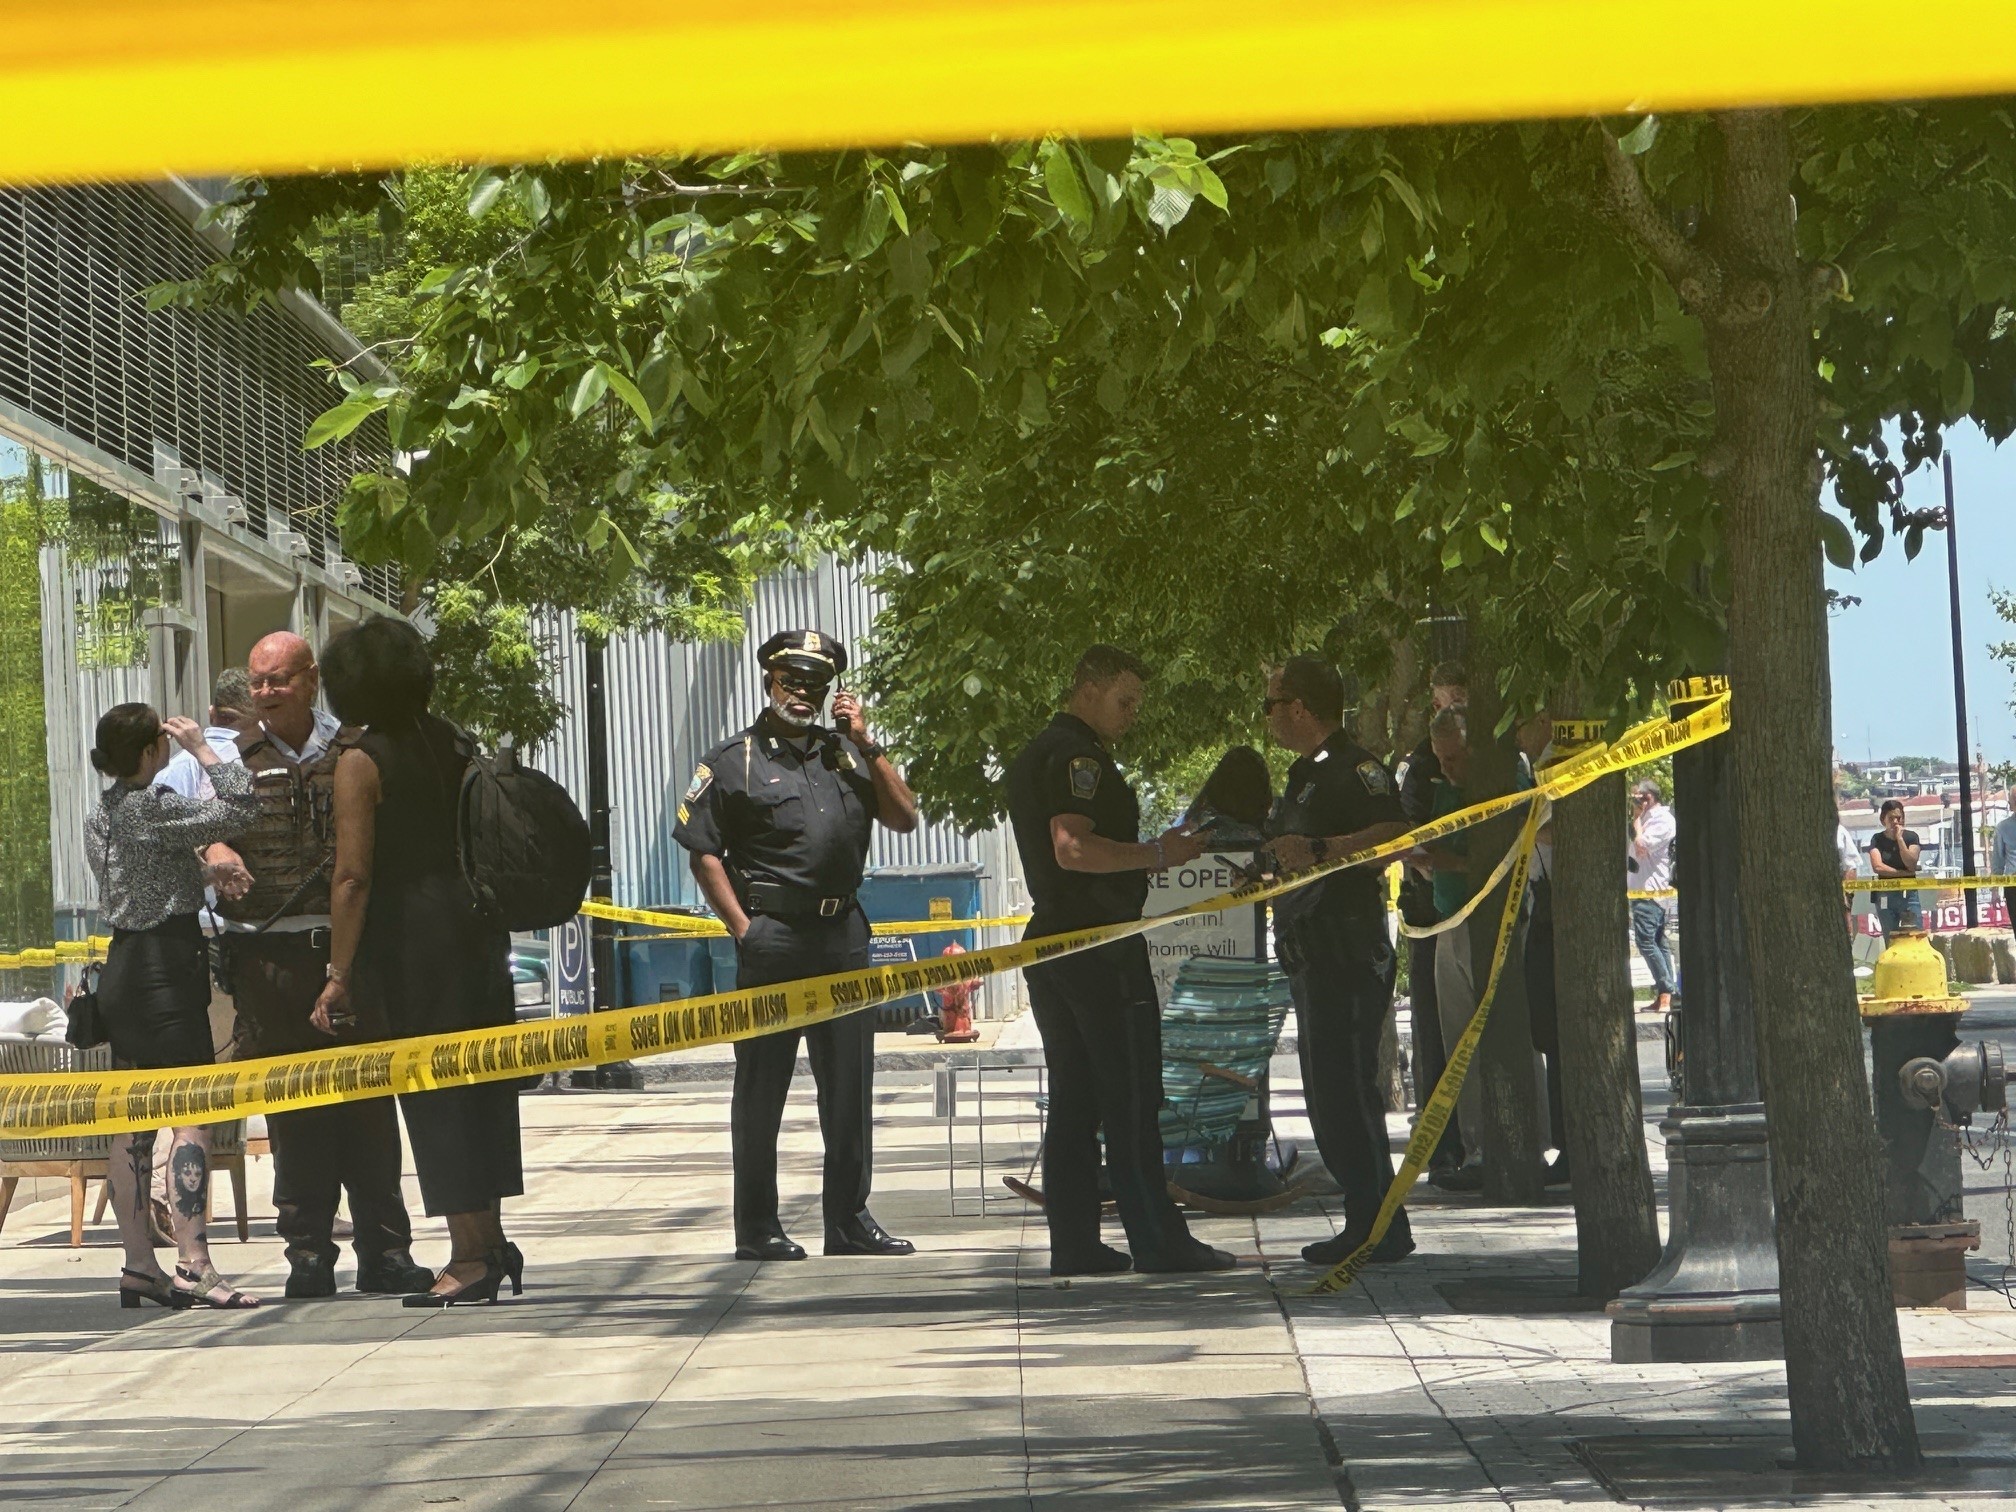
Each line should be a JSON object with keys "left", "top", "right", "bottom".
{"left": 166, "top": 1126, "right": 212, "bottom": 1272}
{"left": 164, "top": 1126, "right": 261, "bottom": 1308}
{"left": 106, "top": 1129, "right": 164, "bottom": 1277}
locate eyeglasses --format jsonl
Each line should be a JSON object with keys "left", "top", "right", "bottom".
{"left": 775, "top": 673, "right": 832, "bottom": 700}
{"left": 248, "top": 673, "right": 300, "bottom": 694}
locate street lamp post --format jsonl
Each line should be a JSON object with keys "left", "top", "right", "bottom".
{"left": 1944, "top": 456, "right": 1979, "bottom": 927}
{"left": 1609, "top": 675, "right": 1784, "bottom": 1362}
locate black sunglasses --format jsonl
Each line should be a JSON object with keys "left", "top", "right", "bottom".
{"left": 775, "top": 670, "right": 833, "bottom": 698}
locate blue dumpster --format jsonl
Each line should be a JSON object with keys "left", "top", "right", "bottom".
{"left": 611, "top": 907, "right": 736, "bottom": 1009}
{"left": 859, "top": 864, "right": 985, "bottom": 1028}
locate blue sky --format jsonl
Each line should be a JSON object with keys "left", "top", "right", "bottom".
{"left": 1825, "top": 422, "right": 2016, "bottom": 767}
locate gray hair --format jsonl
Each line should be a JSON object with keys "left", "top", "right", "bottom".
{"left": 210, "top": 667, "right": 256, "bottom": 719}
{"left": 1429, "top": 706, "right": 1466, "bottom": 742}
{"left": 1634, "top": 778, "right": 1662, "bottom": 799}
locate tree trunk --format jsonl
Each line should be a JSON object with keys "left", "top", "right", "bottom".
{"left": 1552, "top": 767, "right": 1662, "bottom": 1299}
{"left": 1464, "top": 638, "right": 1546, "bottom": 1204}
{"left": 1707, "top": 110, "right": 1919, "bottom": 1471}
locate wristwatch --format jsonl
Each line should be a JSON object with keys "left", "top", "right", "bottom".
{"left": 857, "top": 739, "right": 886, "bottom": 761}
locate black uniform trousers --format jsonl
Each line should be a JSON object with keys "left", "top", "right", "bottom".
{"left": 227, "top": 932, "right": 415, "bottom": 1266}
{"left": 731, "top": 908, "right": 874, "bottom": 1242}
{"left": 1025, "top": 932, "right": 1191, "bottom": 1265}
{"left": 1278, "top": 906, "right": 1410, "bottom": 1243}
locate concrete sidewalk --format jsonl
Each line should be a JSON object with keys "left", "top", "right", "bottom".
{"left": 7, "top": 1048, "right": 2016, "bottom": 1509}
{"left": 0, "top": 1070, "right": 1336, "bottom": 1511}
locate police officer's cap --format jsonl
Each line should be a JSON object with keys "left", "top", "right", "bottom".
{"left": 758, "top": 628, "right": 848, "bottom": 680}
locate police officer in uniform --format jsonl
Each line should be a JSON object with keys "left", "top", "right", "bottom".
{"left": 674, "top": 630, "right": 922, "bottom": 1261}
{"left": 1007, "top": 645, "right": 1236, "bottom": 1276}
{"left": 1262, "top": 656, "right": 1415, "bottom": 1267}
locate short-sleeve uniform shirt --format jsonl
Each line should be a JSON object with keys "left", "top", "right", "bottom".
{"left": 1268, "top": 732, "right": 1403, "bottom": 926}
{"left": 1007, "top": 713, "right": 1147, "bottom": 934}
{"left": 672, "top": 718, "right": 879, "bottom": 896}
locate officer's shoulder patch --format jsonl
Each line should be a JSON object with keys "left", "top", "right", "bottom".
{"left": 1356, "top": 759, "right": 1392, "bottom": 795}
{"left": 683, "top": 763, "right": 713, "bottom": 803}
{"left": 1068, "top": 755, "right": 1101, "bottom": 801}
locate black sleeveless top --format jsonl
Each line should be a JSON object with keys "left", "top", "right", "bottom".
{"left": 352, "top": 713, "right": 512, "bottom": 1037}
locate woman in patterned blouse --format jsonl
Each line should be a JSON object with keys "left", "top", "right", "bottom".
{"left": 84, "top": 702, "right": 262, "bottom": 1309}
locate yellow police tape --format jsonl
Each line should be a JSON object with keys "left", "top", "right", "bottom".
{"left": 1397, "top": 836, "right": 1525, "bottom": 940}
{"left": 0, "top": 694, "right": 1729, "bottom": 1145}
{"left": 0, "top": 938, "right": 110, "bottom": 972}
{"left": 0, "top": 909, "right": 1025, "bottom": 973}
{"left": 1841, "top": 874, "right": 2016, "bottom": 895}
{"left": 1310, "top": 802, "right": 1545, "bottom": 1295}
{"left": 578, "top": 900, "right": 1033, "bottom": 938}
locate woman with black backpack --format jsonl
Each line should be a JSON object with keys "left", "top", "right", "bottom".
{"left": 83, "top": 702, "right": 262, "bottom": 1309}
{"left": 311, "top": 617, "right": 524, "bottom": 1307}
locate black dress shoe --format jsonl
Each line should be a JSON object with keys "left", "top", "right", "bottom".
{"left": 1136, "top": 1241, "right": 1237, "bottom": 1274}
{"left": 1050, "top": 1243, "right": 1132, "bottom": 1278}
{"left": 356, "top": 1251, "right": 437, "bottom": 1295}
{"left": 1301, "top": 1225, "right": 1417, "bottom": 1268}
{"left": 824, "top": 1212, "right": 915, "bottom": 1256}
{"left": 735, "top": 1234, "right": 807, "bottom": 1262}
{"left": 284, "top": 1252, "right": 337, "bottom": 1299}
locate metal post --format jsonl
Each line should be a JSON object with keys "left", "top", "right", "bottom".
{"left": 1610, "top": 675, "right": 1784, "bottom": 1362}
{"left": 581, "top": 637, "right": 637, "bottom": 1088}
{"left": 1945, "top": 456, "right": 1979, "bottom": 927}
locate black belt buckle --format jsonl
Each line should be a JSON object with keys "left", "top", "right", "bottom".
{"left": 307, "top": 927, "right": 331, "bottom": 953}
{"left": 818, "top": 897, "right": 843, "bottom": 918}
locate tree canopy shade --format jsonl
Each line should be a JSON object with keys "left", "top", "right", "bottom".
{"left": 10, "top": 1, "right": 2016, "bottom": 185}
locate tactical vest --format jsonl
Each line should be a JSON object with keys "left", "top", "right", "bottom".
{"left": 215, "top": 724, "right": 359, "bottom": 923}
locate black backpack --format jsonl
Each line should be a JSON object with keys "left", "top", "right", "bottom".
{"left": 454, "top": 733, "right": 593, "bottom": 930}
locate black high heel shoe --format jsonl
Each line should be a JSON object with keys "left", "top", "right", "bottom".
{"left": 402, "top": 1256, "right": 505, "bottom": 1309}
{"left": 119, "top": 1268, "right": 185, "bottom": 1309}
{"left": 491, "top": 1241, "right": 524, "bottom": 1296}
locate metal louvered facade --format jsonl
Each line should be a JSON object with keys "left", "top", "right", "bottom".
{"left": 528, "top": 554, "right": 1025, "bottom": 931}
{"left": 0, "top": 180, "right": 397, "bottom": 601}
{"left": 0, "top": 178, "right": 407, "bottom": 946}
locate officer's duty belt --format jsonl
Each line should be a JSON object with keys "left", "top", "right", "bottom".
{"left": 744, "top": 882, "right": 857, "bottom": 920}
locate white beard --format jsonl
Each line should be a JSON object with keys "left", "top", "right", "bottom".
{"left": 769, "top": 691, "right": 817, "bottom": 729}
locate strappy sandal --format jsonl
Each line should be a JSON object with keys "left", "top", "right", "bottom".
{"left": 119, "top": 1268, "right": 185, "bottom": 1310}
{"left": 172, "top": 1263, "right": 261, "bottom": 1309}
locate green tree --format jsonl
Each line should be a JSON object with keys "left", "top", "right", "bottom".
{"left": 185, "top": 100, "right": 2016, "bottom": 1467}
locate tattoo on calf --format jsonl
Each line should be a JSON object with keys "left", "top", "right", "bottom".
{"left": 170, "top": 1142, "right": 207, "bottom": 1222}
{"left": 125, "top": 1133, "right": 152, "bottom": 1223}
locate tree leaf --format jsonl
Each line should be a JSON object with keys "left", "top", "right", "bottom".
{"left": 1378, "top": 168, "right": 1425, "bottom": 227}
{"left": 596, "top": 361, "right": 655, "bottom": 433}
{"left": 466, "top": 172, "right": 506, "bottom": 218}
{"left": 1043, "top": 143, "right": 1095, "bottom": 228}
{"left": 1146, "top": 185, "right": 1195, "bottom": 232}
{"left": 1616, "top": 115, "right": 1659, "bottom": 157}
{"left": 1817, "top": 509, "right": 1857, "bottom": 570}
{"left": 303, "top": 390, "right": 391, "bottom": 450}
{"left": 879, "top": 182, "right": 911, "bottom": 237}
{"left": 569, "top": 364, "right": 609, "bottom": 419}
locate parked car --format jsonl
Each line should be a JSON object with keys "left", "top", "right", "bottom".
{"left": 510, "top": 953, "right": 551, "bottom": 1018}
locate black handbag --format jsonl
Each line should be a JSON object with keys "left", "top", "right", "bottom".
{"left": 64, "top": 964, "right": 108, "bottom": 1050}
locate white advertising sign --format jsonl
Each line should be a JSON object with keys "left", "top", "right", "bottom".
{"left": 1143, "top": 852, "right": 1262, "bottom": 1007}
